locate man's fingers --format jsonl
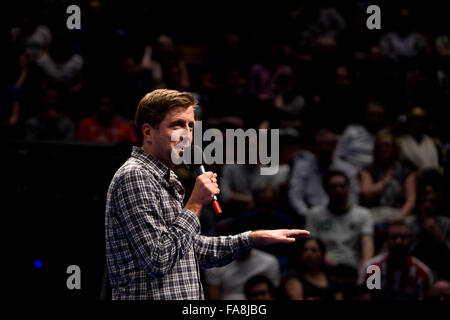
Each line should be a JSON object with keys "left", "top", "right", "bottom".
{"left": 285, "top": 229, "right": 310, "bottom": 238}
{"left": 279, "top": 237, "right": 296, "bottom": 243}
{"left": 200, "top": 172, "right": 218, "bottom": 184}
{"left": 199, "top": 172, "right": 214, "bottom": 180}
{"left": 251, "top": 229, "right": 310, "bottom": 246}
{"left": 271, "top": 230, "right": 310, "bottom": 244}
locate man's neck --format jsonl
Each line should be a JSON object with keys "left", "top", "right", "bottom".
{"left": 329, "top": 202, "right": 350, "bottom": 215}
{"left": 317, "top": 157, "right": 332, "bottom": 171}
{"left": 381, "top": 162, "right": 394, "bottom": 171}
{"left": 141, "top": 145, "right": 153, "bottom": 156}
{"left": 412, "top": 133, "right": 424, "bottom": 143}
{"left": 141, "top": 145, "right": 173, "bottom": 170}
{"left": 389, "top": 254, "right": 410, "bottom": 268}
{"left": 304, "top": 268, "right": 323, "bottom": 277}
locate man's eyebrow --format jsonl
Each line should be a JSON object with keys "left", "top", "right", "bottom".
{"left": 169, "top": 119, "right": 185, "bottom": 125}
{"left": 169, "top": 119, "right": 194, "bottom": 127}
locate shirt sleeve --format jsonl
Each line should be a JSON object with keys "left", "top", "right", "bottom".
{"left": 305, "top": 210, "right": 318, "bottom": 236}
{"left": 360, "top": 208, "right": 374, "bottom": 236}
{"left": 266, "top": 256, "right": 281, "bottom": 287}
{"left": 203, "top": 267, "right": 223, "bottom": 286}
{"left": 218, "top": 165, "right": 233, "bottom": 203}
{"left": 288, "top": 160, "right": 310, "bottom": 216}
{"left": 334, "top": 127, "right": 353, "bottom": 161}
{"left": 357, "top": 259, "right": 372, "bottom": 286}
{"left": 114, "top": 169, "right": 201, "bottom": 278}
{"left": 194, "top": 231, "right": 254, "bottom": 269}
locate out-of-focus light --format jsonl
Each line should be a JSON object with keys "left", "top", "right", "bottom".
{"left": 34, "top": 260, "right": 43, "bottom": 269}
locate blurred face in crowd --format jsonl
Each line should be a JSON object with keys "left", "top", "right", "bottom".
{"left": 225, "top": 69, "right": 247, "bottom": 94}
{"left": 365, "top": 102, "right": 385, "bottom": 133}
{"left": 409, "top": 115, "right": 426, "bottom": 139}
{"left": 248, "top": 282, "right": 276, "bottom": 300}
{"left": 301, "top": 239, "right": 324, "bottom": 271}
{"left": 426, "top": 281, "right": 450, "bottom": 300}
{"left": 419, "top": 189, "right": 438, "bottom": 217}
{"left": 156, "top": 35, "right": 176, "bottom": 61}
{"left": 397, "top": 8, "right": 413, "bottom": 36}
{"left": 336, "top": 66, "right": 351, "bottom": 87}
{"left": 165, "top": 65, "right": 182, "bottom": 89}
{"left": 275, "top": 72, "right": 295, "bottom": 94}
{"left": 43, "top": 89, "right": 63, "bottom": 118}
{"left": 123, "top": 57, "right": 139, "bottom": 76}
{"left": 315, "top": 130, "right": 338, "bottom": 164}
{"left": 144, "top": 106, "right": 194, "bottom": 169}
{"left": 224, "top": 32, "right": 241, "bottom": 50}
{"left": 44, "top": 89, "right": 61, "bottom": 108}
{"left": 254, "top": 188, "right": 277, "bottom": 216}
{"left": 387, "top": 224, "right": 412, "bottom": 258}
{"left": 375, "top": 134, "right": 396, "bottom": 166}
{"left": 22, "top": 15, "right": 38, "bottom": 34}
{"left": 50, "top": 33, "right": 75, "bottom": 63}
{"left": 325, "top": 174, "right": 349, "bottom": 207}
{"left": 97, "top": 96, "right": 115, "bottom": 126}
{"left": 88, "top": 0, "right": 103, "bottom": 14}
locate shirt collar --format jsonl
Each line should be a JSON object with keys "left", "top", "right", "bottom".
{"left": 131, "top": 146, "right": 177, "bottom": 181}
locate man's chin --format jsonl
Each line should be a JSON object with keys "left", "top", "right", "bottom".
{"left": 169, "top": 148, "right": 185, "bottom": 167}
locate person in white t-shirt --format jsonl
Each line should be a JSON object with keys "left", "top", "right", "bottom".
{"left": 334, "top": 99, "right": 387, "bottom": 170}
{"left": 204, "top": 249, "right": 280, "bottom": 300}
{"left": 306, "top": 170, "right": 375, "bottom": 272}
{"left": 397, "top": 107, "right": 442, "bottom": 171}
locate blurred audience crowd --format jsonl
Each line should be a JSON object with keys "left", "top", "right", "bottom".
{"left": 1, "top": 1, "right": 450, "bottom": 300}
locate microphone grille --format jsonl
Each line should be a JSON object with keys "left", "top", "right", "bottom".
{"left": 181, "top": 144, "right": 204, "bottom": 169}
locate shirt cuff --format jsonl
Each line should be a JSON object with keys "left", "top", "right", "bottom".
{"left": 243, "top": 230, "right": 256, "bottom": 250}
{"left": 177, "top": 208, "right": 201, "bottom": 234}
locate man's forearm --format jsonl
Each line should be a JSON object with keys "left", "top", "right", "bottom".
{"left": 185, "top": 201, "right": 203, "bottom": 217}
{"left": 361, "top": 235, "right": 375, "bottom": 265}
{"left": 194, "top": 232, "right": 254, "bottom": 269}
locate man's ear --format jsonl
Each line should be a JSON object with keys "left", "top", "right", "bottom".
{"left": 142, "top": 123, "right": 153, "bottom": 144}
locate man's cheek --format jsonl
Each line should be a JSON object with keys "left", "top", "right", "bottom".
{"left": 171, "top": 128, "right": 191, "bottom": 148}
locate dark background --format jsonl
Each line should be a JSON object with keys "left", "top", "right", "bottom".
{"left": 1, "top": 0, "right": 449, "bottom": 299}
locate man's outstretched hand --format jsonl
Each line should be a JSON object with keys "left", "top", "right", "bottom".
{"left": 249, "top": 229, "right": 310, "bottom": 246}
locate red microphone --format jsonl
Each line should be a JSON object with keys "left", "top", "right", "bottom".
{"left": 183, "top": 145, "right": 222, "bottom": 214}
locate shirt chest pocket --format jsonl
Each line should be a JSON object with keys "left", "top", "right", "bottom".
{"left": 157, "top": 187, "right": 184, "bottom": 224}
{"left": 161, "top": 178, "right": 185, "bottom": 203}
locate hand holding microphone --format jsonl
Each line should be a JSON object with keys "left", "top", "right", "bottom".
{"left": 185, "top": 171, "right": 220, "bottom": 217}
{"left": 183, "top": 145, "right": 222, "bottom": 216}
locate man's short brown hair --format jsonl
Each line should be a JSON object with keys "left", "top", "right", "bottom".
{"left": 135, "top": 89, "right": 197, "bottom": 139}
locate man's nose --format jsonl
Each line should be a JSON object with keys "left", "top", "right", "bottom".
{"left": 180, "top": 132, "right": 191, "bottom": 143}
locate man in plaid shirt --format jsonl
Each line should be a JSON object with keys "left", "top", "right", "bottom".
{"left": 105, "top": 89, "right": 309, "bottom": 300}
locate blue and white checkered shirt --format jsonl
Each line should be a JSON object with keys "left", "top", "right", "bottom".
{"left": 106, "top": 146, "right": 254, "bottom": 300}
